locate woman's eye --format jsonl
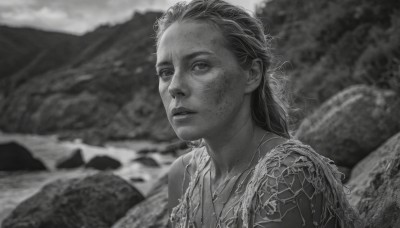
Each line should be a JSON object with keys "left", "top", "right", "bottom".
{"left": 192, "top": 62, "right": 209, "bottom": 72}
{"left": 157, "top": 69, "right": 174, "bottom": 79}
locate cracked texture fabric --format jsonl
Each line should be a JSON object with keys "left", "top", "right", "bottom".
{"left": 170, "top": 139, "right": 362, "bottom": 228}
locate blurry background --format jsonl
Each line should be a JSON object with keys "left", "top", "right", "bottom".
{"left": 0, "top": 0, "right": 263, "bottom": 34}
{"left": 0, "top": 0, "right": 400, "bottom": 227}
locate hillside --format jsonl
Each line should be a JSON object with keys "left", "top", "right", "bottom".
{"left": 0, "top": 26, "right": 79, "bottom": 94}
{"left": 257, "top": 0, "right": 400, "bottom": 124}
{"left": 0, "top": 12, "right": 174, "bottom": 144}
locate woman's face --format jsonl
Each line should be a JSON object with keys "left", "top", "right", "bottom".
{"left": 156, "top": 21, "right": 251, "bottom": 141}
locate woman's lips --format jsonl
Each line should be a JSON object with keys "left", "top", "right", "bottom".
{"left": 171, "top": 107, "right": 196, "bottom": 120}
{"left": 173, "top": 113, "right": 195, "bottom": 121}
{"left": 171, "top": 107, "right": 196, "bottom": 115}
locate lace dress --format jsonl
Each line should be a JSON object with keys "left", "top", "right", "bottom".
{"left": 170, "top": 139, "right": 362, "bottom": 228}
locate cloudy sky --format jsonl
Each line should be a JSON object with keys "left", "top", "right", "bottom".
{"left": 0, "top": 0, "right": 264, "bottom": 35}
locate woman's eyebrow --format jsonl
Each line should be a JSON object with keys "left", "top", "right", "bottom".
{"left": 182, "top": 51, "right": 214, "bottom": 61}
{"left": 155, "top": 61, "right": 171, "bottom": 69}
{"left": 156, "top": 51, "right": 214, "bottom": 68}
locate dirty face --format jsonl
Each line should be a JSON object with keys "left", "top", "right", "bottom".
{"left": 156, "top": 21, "right": 250, "bottom": 141}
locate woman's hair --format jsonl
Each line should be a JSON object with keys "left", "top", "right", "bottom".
{"left": 155, "top": 0, "right": 290, "bottom": 139}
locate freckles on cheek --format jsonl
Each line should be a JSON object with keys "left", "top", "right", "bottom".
{"left": 206, "top": 73, "right": 233, "bottom": 116}
{"left": 215, "top": 74, "right": 231, "bottom": 105}
{"left": 159, "top": 84, "right": 170, "bottom": 110}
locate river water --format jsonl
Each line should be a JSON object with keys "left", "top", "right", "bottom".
{"left": 0, "top": 132, "right": 175, "bottom": 223}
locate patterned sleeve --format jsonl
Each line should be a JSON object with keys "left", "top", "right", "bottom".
{"left": 240, "top": 140, "right": 362, "bottom": 228}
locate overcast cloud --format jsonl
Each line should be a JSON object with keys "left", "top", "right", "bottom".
{"left": 0, "top": 0, "right": 264, "bottom": 35}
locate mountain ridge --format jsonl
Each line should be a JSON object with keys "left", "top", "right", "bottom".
{"left": 0, "top": 11, "right": 174, "bottom": 144}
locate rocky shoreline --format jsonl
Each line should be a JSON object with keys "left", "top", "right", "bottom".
{"left": 0, "top": 133, "right": 181, "bottom": 226}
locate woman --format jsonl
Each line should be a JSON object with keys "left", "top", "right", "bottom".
{"left": 155, "top": 0, "right": 361, "bottom": 227}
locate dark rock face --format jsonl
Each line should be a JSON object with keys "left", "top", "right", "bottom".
{"left": 113, "top": 177, "right": 168, "bottom": 228}
{"left": 132, "top": 156, "right": 159, "bottom": 167}
{"left": 2, "top": 173, "right": 144, "bottom": 228}
{"left": 0, "top": 141, "right": 47, "bottom": 171}
{"left": 56, "top": 148, "right": 85, "bottom": 169}
{"left": 85, "top": 156, "right": 121, "bottom": 170}
{"left": 347, "top": 132, "right": 400, "bottom": 228}
{"left": 296, "top": 85, "right": 400, "bottom": 168}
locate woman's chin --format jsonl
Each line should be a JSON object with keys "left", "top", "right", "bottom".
{"left": 174, "top": 127, "right": 202, "bottom": 141}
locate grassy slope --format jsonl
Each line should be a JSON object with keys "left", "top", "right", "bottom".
{"left": 257, "top": 0, "right": 400, "bottom": 125}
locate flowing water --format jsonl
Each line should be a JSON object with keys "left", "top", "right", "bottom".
{"left": 0, "top": 132, "right": 175, "bottom": 223}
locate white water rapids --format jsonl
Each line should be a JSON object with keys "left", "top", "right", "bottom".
{"left": 0, "top": 132, "right": 175, "bottom": 223}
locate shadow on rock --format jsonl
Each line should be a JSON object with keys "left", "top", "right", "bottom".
{"left": 2, "top": 172, "right": 144, "bottom": 228}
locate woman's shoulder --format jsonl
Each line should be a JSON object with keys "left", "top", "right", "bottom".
{"left": 242, "top": 138, "right": 361, "bottom": 227}
{"left": 253, "top": 138, "right": 346, "bottom": 210}
{"left": 260, "top": 138, "right": 342, "bottom": 179}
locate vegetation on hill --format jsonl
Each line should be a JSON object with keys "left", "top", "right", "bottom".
{"left": 257, "top": 0, "right": 400, "bottom": 124}
{"left": 0, "top": 26, "right": 78, "bottom": 94}
{"left": 0, "top": 12, "right": 173, "bottom": 144}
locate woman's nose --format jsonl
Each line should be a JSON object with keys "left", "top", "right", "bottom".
{"left": 168, "top": 72, "right": 188, "bottom": 98}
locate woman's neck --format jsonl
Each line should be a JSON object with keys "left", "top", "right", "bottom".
{"left": 203, "top": 117, "right": 267, "bottom": 180}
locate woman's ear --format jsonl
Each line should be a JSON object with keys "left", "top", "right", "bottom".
{"left": 244, "top": 58, "right": 263, "bottom": 93}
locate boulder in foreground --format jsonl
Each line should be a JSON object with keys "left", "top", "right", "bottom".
{"left": 2, "top": 172, "right": 144, "bottom": 228}
{"left": 347, "top": 132, "right": 400, "bottom": 228}
{"left": 296, "top": 85, "right": 400, "bottom": 168}
{"left": 0, "top": 141, "right": 47, "bottom": 171}
{"left": 113, "top": 175, "right": 169, "bottom": 228}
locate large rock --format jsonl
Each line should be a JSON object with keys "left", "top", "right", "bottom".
{"left": 56, "top": 148, "right": 85, "bottom": 169}
{"left": 296, "top": 85, "right": 400, "bottom": 168}
{"left": 347, "top": 132, "right": 400, "bottom": 206}
{"left": 351, "top": 132, "right": 400, "bottom": 181}
{"left": 112, "top": 175, "right": 169, "bottom": 228}
{"left": 0, "top": 141, "right": 47, "bottom": 171}
{"left": 2, "top": 173, "right": 144, "bottom": 228}
{"left": 347, "top": 132, "right": 400, "bottom": 228}
{"left": 132, "top": 156, "right": 160, "bottom": 167}
{"left": 85, "top": 155, "right": 121, "bottom": 170}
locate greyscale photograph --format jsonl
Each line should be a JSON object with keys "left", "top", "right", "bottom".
{"left": 0, "top": 0, "right": 399, "bottom": 227}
